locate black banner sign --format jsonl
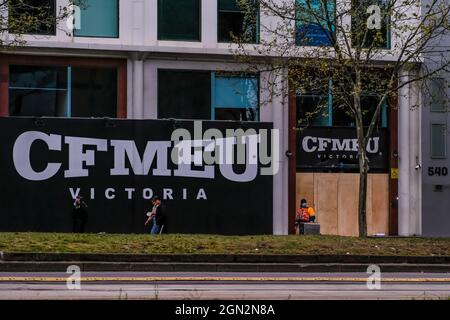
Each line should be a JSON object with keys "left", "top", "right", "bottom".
{"left": 297, "top": 127, "right": 389, "bottom": 172}
{"left": 0, "top": 118, "right": 273, "bottom": 235}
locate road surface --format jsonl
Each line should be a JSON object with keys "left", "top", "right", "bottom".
{"left": 0, "top": 272, "right": 449, "bottom": 300}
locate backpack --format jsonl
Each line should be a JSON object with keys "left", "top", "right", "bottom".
{"left": 155, "top": 205, "right": 166, "bottom": 226}
{"left": 296, "top": 207, "right": 310, "bottom": 222}
{"left": 301, "top": 208, "right": 310, "bottom": 222}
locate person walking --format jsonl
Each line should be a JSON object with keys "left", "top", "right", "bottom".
{"left": 144, "top": 196, "right": 166, "bottom": 234}
{"left": 72, "top": 196, "right": 88, "bottom": 233}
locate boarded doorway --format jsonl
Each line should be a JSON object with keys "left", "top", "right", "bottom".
{"left": 296, "top": 173, "right": 389, "bottom": 236}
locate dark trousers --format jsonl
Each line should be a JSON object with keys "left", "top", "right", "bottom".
{"left": 73, "top": 219, "right": 86, "bottom": 233}
{"left": 72, "top": 209, "right": 87, "bottom": 233}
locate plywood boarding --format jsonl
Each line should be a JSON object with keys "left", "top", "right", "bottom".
{"left": 315, "top": 174, "right": 338, "bottom": 235}
{"left": 337, "top": 174, "right": 360, "bottom": 236}
{"left": 296, "top": 173, "right": 314, "bottom": 209}
{"left": 295, "top": 173, "right": 389, "bottom": 236}
{"left": 367, "top": 174, "right": 389, "bottom": 235}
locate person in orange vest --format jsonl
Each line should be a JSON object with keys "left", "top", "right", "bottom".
{"left": 296, "top": 199, "right": 316, "bottom": 224}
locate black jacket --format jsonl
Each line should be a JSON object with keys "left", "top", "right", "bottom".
{"left": 154, "top": 205, "right": 166, "bottom": 226}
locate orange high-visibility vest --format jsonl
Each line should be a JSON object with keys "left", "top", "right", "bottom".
{"left": 296, "top": 208, "right": 310, "bottom": 222}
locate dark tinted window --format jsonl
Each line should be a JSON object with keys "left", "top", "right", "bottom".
{"left": 9, "top": 65, "right": 68, "bottom": 117}
{"left": 9, "top": 65, "right": 119, "bottom": 118}
{"left": 297, "top": 93, "right": 388, "bottom": 127}
{"left": 218, "top": 0, "right": 259, "bottom": 43}
{"left": 297, "top": 95, "right": 330, "bottom": 126}
{"left": 431, "top": 124, "right": 447, "bottom": 158}
{"left": 158, "top": 70, "right": 211, "bottom": 120}
{"left": 9, "top": 0, "right": 56, "bottom": 35}
{"left": 333, "top": 95, "right": 388, "bottom": 127}
{"left": 71, "top": 68, "right": 117, "bottom": 118}
{"left": 158, "top": 0, "right": 201, "bottom": 41}
{"left": 429, "top": 78, "right": 447, "bottom": 112}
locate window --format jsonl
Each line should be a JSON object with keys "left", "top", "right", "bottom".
{"left": 218, "top": 0, "right": 259, "bottom": 43}
{"left": 351, "top": 0, "right": 390, "bottom": 49}
{"left": 212, "top": 73, "right": 259, "bottom": 121}
{"left": 71, "top": 68, "right": 117, "bottom": 118}
{"left": 73, "top": 0, "right": 119, "bottom": 38}
{"left": 333, "top": 95, "right": 388, "bottom": 127}
{"left": 429, "top": 78, "right": 447, "bottom": 112}
{"left": 158, "top": 70, "right": 211, "bottom": 120}
{"left": 8, "top": 0, "right": 56, "bottom": 35}
{"left": 296, "top": 0, "right": 335, "bottom": 46}
{"left": 158, "top": 70, "right": 260, "bottom": 121}
{"left": 158, "top": 0, "right": 201, "bottom": 41}
{"left": 297, "top": 95, "right": 332, "bottom": 126}
{"left": 297, "top": 86, "right": 388, "bottom": 128}
{"left": 9, "top": 66, "right": 68, "bottom": 117}
{"left": 9, "top": 65, "right": 118, "bottom": 118}
{"left": 431, "top": 124, "right": 447, "bottom": 158}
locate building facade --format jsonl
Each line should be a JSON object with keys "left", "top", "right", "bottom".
{"left": 0, "top": 0, "right": 440, "bottom": 236}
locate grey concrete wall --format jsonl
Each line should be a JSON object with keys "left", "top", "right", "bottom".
{"left": 422, "top": 97, "right": 450, "bottom": 237}
{"left": 421, "top": 0, "right": 450, "bottom": 237}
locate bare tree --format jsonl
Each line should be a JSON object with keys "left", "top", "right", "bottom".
{"left": 233, "top": 0, "right": 450, "bottom": 236}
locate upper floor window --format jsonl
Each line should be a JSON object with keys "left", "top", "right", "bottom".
{"left": 429, "top": 78, "right": 447, "bottom": 112}
{"left": 431, "top": 124, "right": 447, "bottom": 159}
{"left": 8, "top": 0, "right": 56, "bottom": 35}
{"left": 297, "top": 94, "right": 332, "bottom": 126}
{"left": 9, "top": 65, "right": 68, "bottom": 117}
{"left": 351, "top": 0, "right": 390, "bottom": 49}
{"left": 333, "top": 95, "right": 388, "bottom": 127}
{"left": 212, "top": 73, "right": 259, "bottom": 121}
{"left": 9, "top": 65, "right": 118, "bottom": 118}
{"left": 158, "top": 0, "right": 201, "bottom": 41}
{"left": 218, "top": 0, "right": 259, "bottom": 43}
{"left": 295, "top": 0, "right": 335, "bottom": 46}
{"left": 158, "top": 69, "right": 259, "bottom": 121}
{"left": 158, "top": 70, "right": 211, "bottom": 120}
{"left": 73, "top": 0, "right": 119, "bottom": 38}
{"left": 297, "top": 82, "right": 388, "bottom": 128}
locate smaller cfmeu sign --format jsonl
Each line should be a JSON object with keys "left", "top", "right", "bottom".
{"left": 297, "top": 127, "right": 389, "bottom": 171}
{"left": 302, "top": 136, "right": 380, "bottom": 154}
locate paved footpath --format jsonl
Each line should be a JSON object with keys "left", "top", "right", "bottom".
{"left": 0, "top": 272, "right": 449, "bottom": 300}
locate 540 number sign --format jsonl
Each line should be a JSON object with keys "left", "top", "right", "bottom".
{"left": 428, "top": 167, "right": 449, "bottom": 176}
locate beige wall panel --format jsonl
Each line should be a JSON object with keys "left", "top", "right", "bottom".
{"left": 296, "top": 173, "right": 315, "bottom": 209}
{"left": 315, "top": 174, "right": 338, "bottom": 235}
{"left": 367, "top": 174, "right": 390, "bottom": 236}
{"left": 337, "top": 174, "right": 360, "bottom": 236}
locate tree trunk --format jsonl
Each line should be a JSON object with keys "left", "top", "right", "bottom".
{"left": 353, "top": 69, "right": 369, "bottom": 238}
{"left": 358, "top": 151, "right": 369, "bottom": 237}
